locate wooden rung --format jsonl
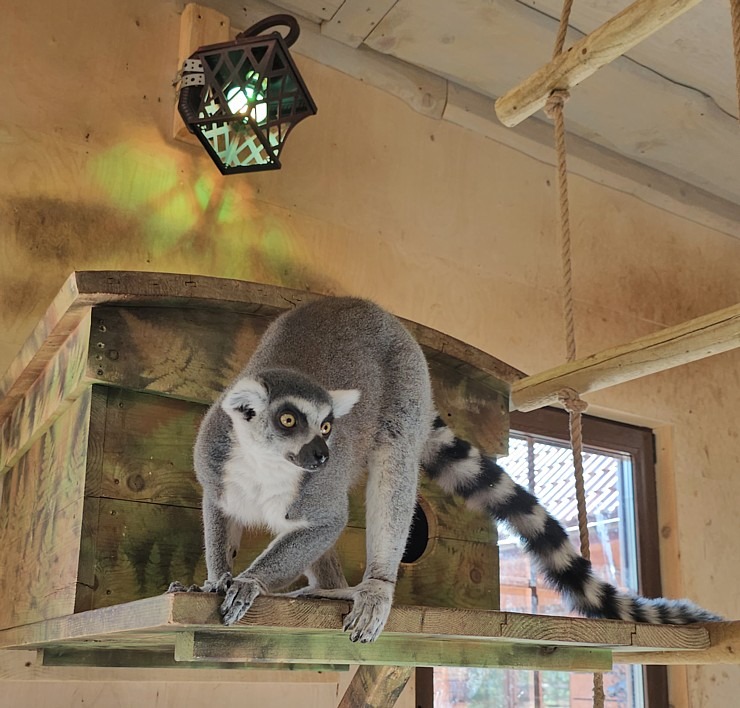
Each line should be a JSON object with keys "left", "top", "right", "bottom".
{"left": 511, "top": 302, "right": 740, "bottom": 412}
{"left": 495, "top": 0, "right": 705, "bottom": 127}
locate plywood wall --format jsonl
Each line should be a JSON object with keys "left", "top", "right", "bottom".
{"left": 1, "top": 0, "right": 739, "bottom": 706}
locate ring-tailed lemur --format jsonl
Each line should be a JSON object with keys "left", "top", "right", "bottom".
{"left": 168, "top": 297, "right": 721, "bottom": 642}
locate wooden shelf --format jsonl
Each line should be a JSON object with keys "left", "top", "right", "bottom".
{"left": 0, "top": 593, "right": 732, "bottom": 672}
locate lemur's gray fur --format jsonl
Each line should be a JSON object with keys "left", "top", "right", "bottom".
{"left": 168, "top": 297, "right": 720, "bottom": 642}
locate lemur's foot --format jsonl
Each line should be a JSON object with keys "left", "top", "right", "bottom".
{"left": 167, "top": 572, "right": 234, "bottom": 595}
{"left": 278, "top": 586, "right": 355, "bottom": 600}
{"left": 166, "top": 581, "right": 202, "bottom": 593}
{"left": 220, "top": 574, "right": 265, "bottom": 625}
{"left": 342, "top": 579, "right": 395, "bottom": 643}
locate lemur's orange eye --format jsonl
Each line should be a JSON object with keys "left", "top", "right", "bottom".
{"left": 321, "top": 421, "right": 332, "bottom": 436}
{"left": 279, "top": 412, "right": 296, "bottom": 428}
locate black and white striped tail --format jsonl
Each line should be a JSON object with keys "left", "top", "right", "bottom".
{"left": 422, "top": 417, "right": 721, "bottom": 624}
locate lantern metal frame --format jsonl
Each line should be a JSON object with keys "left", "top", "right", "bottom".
{"left": 178, "top": 14, "right": 317, "bottom": 175}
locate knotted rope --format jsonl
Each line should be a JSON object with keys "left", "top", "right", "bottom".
{"left": 548, "top": 2, "right": 604, "bottom": 706}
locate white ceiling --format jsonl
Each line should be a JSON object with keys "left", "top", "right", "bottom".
{"left": 214, "top": 0, "right": 740, "bottom": 227}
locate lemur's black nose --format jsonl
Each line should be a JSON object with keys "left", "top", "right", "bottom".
{"left": 296, "top": 436, "right": 330, "bottom": 470}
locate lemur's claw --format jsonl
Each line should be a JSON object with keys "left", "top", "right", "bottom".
{"left": 220, "top": 575, "right": 262, "bottom": 625}
{"left": 341, "top": 579, "right": 394, "bottom": 643}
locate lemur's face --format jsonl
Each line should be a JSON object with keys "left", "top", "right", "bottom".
{"left": 222, "top": 376, "right": 360, "bottom": 471}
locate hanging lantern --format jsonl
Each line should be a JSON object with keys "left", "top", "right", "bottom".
{"left": 178, "top": 14, "right": 317, "bottom": 175}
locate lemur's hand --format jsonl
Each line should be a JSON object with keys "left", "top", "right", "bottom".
{"left": 220, "top": 574, "right": 264, "bottom": 625}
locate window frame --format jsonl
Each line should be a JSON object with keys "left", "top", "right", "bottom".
{"left": 420, "top": 408, "right": 668, "bottom": 708}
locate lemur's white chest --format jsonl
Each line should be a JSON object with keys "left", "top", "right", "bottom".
{"left": 220, "top": 444, "right": 305, "bottom": 534}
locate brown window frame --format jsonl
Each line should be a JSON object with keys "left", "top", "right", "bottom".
{"left": 418, "top": 407, "right": 667, "bottom": 708}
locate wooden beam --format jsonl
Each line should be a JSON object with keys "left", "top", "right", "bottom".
{"left": 0, "top": 594, "right": 711, "bottom": 660}
{"left": 173, "top": 4, "right": 230, "bottom": 143}
{"left": 495, "top": 0, "right": 706, "bottom": 127}
{"left": 511, "top": 302, "right": 740, "bottom": 412}
{"left": 338, "top": 665, "right": 412, "bottom": 708}
{"left": 621, "top": 622, "right": 740, "bottom": 665}
{"left": 175, "top": 630, "right": 614, "bottom": 672}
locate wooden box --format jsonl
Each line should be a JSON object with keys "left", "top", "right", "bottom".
{"left": 0, "top": 272, "right": 522, "bottom": 631}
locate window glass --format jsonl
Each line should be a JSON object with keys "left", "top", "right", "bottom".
{"left": 434, "top": 432, "right": 644, "bottom": 708}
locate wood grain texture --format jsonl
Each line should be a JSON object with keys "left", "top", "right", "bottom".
{"left": 1, "top": 310, "right": 93, "bottom": 474}
{"left": 495, "top": 0, "right": 706, "bottom": 126}
{"left": 89, "top": 304, "right": 513, "bottom": 454}
{"left": 173, "top": 4, "right": 230, "bottom": 143}
{"left": 511, "top": 301, "right": 740, "bottom": 411}
{"left": 0, "top": 272, "right": 82, "bottom": 416}
{"left": 40, "top": 647, "right": 345, "bottom": 673}
{"left": 177, "top": 630, "right": 614, "bottom": 671}
{"left": 0, "top": 392, "right": 92, "bottom": 630}
{"left": 337, "top": 665, "right": 412, "bottom": 708}
{"left": 322, "top": 0, "right": 400, "bottom": 48}
{"left": 622, "top": 622, "right": 740, "bottom": 664}
{"left": 0, "top": 594, "right": 721, "bottom": 670}
{"left": 0, "top": 648, "right": 341, "bottom": 682}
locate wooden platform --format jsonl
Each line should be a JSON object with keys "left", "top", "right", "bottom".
{"left": 0, "top": 594, "right": 734, "bottom": 673}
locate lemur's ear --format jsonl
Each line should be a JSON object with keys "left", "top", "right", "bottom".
{"left": 329, "top": 389, "right": 360, "bottom": 418}
{"left": 222, "top": 378, "right": 268, "bottom": 421}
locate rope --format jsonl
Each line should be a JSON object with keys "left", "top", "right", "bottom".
{"left": 558, "top": 388, "right": 590, "bottom": 559}
{"left": 731, "top": 0, "right": 740, "bottom": 122}
{"left": 552, "top": 0, "right": 574, "bottom": 57}
{"left": 544, "top": 91, "right": 577, "bottom": 363}
{"left": 548, "top": 2, "right": 603, "bottom": 706}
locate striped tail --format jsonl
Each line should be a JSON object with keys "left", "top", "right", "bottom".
{"left": 422, "top": 417, "right": 721, "bottom": 624}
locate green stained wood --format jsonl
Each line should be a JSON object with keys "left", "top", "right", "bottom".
{"left": 89, "top": 304, "right": 510, "bottom": 454}
{"left": 89, "top": 498, "right": 497, "bottom": 612}
{"left": 1, "top": 310, "right": 93, "bottom": 474}
{"left": 0, "top": 392, "right": 92, "bottom": 630}
{"left": 176, "top": 630, "right": 613, "bottom": 672}
{"left": 39, "top": 647, "right": 347, "bottom": 672}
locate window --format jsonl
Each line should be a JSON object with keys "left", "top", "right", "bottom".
{"left": 430, "top": 408, "right": 666, "bottom": 708}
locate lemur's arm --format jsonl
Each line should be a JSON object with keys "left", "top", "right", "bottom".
{"left": 220, "top": 514, "right": 347, "bottom": 625}
{"left": 202, "top": 493, "right": 241, "bottom": 584}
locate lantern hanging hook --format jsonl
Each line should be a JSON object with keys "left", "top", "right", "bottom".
{"left": 238, "top": 14, "right": 301, "bottom": 47}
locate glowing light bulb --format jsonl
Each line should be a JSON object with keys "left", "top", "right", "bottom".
{"left": 226, "top": 71, "right": 268, "bottom": 125}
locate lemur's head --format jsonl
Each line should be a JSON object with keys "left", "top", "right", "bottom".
{"left": 221, "top": 368, "right": 360, "bottom": 471}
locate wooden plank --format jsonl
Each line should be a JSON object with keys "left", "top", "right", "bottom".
{"left": 511, "top": 302, "right": 740, "bottom": 411}
{"left": 39, "top": 647, "right": 346, "bottom": 673}
{"left": 0, "top": 648, "right": 340, "bottom": 682}
{"left": 176, "top": 630, "right": 613, "bottom": 672}
{"left": 1, "top": 310, "right": 93, "bottom": 474}
{"left": 173, "top": 4, "right": 230, "bottom": 143}
{"left": 494, "top": 0, "right": 706, "bottom": 127}
{"left": 0, "top": 273, "right": 84, "bottom": 420}
{"left": 622, "top": 622, "right": 740, "bottom": 665}
{"left": 0, "top": 392, "right": 92, "bottom": 630}
{"left": 0, "top": 594, "right": 715, "bottom": 665}
{"left": 338, "top": 665, "right": 412, "bottom": 708}
{"left": 322, "top": 0, "right": 399, "bottom": 48}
